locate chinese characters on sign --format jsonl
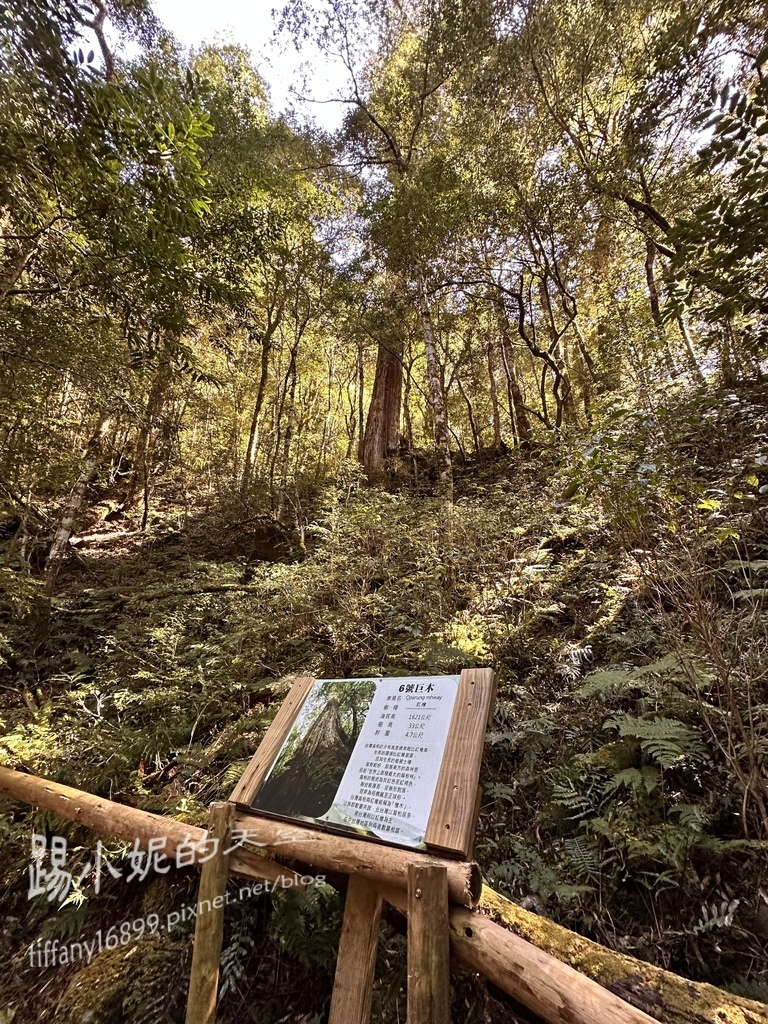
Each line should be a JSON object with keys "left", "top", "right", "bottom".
{"left": 322, "top": 676, "right": 459, "bottom": 846}
{"left": 250, "top": 675, "right": 460, "bottom": 850}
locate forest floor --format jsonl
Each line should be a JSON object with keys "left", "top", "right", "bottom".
{"left": 1, "top": 382, "right": 768, "bottom": 1023}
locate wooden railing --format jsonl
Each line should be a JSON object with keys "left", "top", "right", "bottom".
{"left": 2, "top": 765, "right": 765, "bottom": 1024}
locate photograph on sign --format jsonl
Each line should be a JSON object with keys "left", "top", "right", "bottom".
{"left": 250, "top": 675, "right": 460, "bottom": 849}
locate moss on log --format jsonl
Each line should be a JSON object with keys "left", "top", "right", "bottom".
{"left": 478, "top": 886, "right": 768, "bottom": 1024}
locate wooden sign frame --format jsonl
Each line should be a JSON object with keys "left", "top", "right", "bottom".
{"left": 230, "top": 668, "right": 496, "bottom": 859}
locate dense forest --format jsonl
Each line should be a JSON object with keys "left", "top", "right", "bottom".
{"left": 1, "top": 0, "right": 767, "bottom": 1020}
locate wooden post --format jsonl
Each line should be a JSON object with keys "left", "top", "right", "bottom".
{"left": 425, "top": 667, "right": 496, "bottom": 856}
{"left": 185, "top": 802, "right": 236, "bottom": 1024}
{"left": 467, "top": 784, "right": 483, "bottom": 859}
{"left": 408, "top": 863, "right": 451, "bottom": 1024}
{"left": 328, "top": 875, "right": 383, "bottom": 1024}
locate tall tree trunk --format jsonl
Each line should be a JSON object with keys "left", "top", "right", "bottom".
{"left": 416, "top": 272, "right": 452, "bottom": 500}
{"left": 486, "top": 339, "right": 503, "bottom": 451}
{"left": 45, "top": 407, "right": 115, "bottom": 591}
{"left": 277, "top": 356, "right": 297, "bottom": 521}
{"left": 495, "top": 299, "right": 532, "bottom": 446}
{"left": 316, "top": 351, "right": 336, "bottom": 477}
{"left": 539, "top": 363, "right": 550, "bottom": 428}
{"left": 240, "top": 344, "right": 271, "bottom": 494}
{"left": 123, "top": 350, "right": 172, "bottom": 518}
{"left": 241, "top": 307, "right": 284, "bottom": 495}
{"left": 270, "top": 336, "right": 301, "bottom": 519}
{"left": 456, "top": 374, "right": 480, "bottom": 454}
{"left": 361, "top": 336, "right": 403, "bottom": 479}
{"left": 571, "top": 320, "right": 596, "bottom": 377}
{"left": 537, "top": 279, "right": 575, "bottom": 430}
{"left": 402, "top": 352, "right": 414, "bottom": 449}
{"left": 344, "top": 355, "right": 359, "bottom": 460}
{"left": 253, "top": 698, "right": 351, "bottom": 819}
{"left": 357, "top": 338, "right": 365, "bottom": 462}
{"left": 571, "top": 321, "right": 595, "bottom": 423}
{"left": 720, "top": 322, "right": 738, "bottom": 385}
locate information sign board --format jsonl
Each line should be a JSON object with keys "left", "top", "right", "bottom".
{"left": 231, "top": 669, "right": 496, "bottom": 858}
{"left": 250, "top": 676, "right": 459, "bottom": 849}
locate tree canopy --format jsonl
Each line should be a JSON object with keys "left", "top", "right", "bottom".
{"left": 1, "top": 0, "right": 767, "bottom": 1021}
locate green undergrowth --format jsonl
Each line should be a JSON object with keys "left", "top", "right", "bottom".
{"left": 1, "top": 386, "right": 768, "bottom": 1022}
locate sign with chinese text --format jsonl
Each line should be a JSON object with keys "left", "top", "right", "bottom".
{"left": 248, "top": 676, "right": 460, "bottom": 850}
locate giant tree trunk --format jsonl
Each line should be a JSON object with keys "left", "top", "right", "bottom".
{"left": 361, "top": 336, "right": 403, "bottom": 479}
{"left": 254, "top": 697, "right": 352, "bottom": 819}
{"left": 416, "top": 272, "right": 452, "bottom": 500}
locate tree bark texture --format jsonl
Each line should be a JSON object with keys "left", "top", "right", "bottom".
{"left": 361, "top": 335, "right": 403, "bottom": 478}
{"left": 253, "top": 698, "right": 352, "bottom": 819}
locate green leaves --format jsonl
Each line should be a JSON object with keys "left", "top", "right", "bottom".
{"left": 604, "top": 766, "right": 660, "bottom": 795}
{"left": 604, "top": 714, "right": 708, "bottom": 769}
{"left": 669, "top": 64, "right": 768, "bottom": 347}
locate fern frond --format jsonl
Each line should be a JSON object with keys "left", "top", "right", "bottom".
{"left": 605, "top": 766, "right": 659, "bottom": 795}
{"left": 222, "top": 758, "right": 250, "bottom": 789}
{"left": 563, "top": 836, "right": 600, "bottom": 883}
{"left": 577, "top": 669, "right": 637, "bottom": 697}
{"left": 605, "top": 715, "right": 708, "bottom": 768}
{"left": 693, "top": 899, "right": 740, "bottom": 934}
